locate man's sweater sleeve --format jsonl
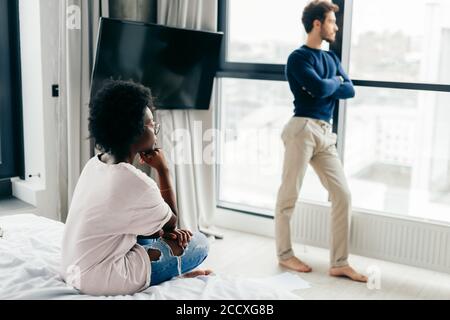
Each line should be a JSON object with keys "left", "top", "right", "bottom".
{"left": 288, "top": 52, "right": 341, "bottom": 99}
{"left": 330, "top": 54, "right": 355, "bottom": 100}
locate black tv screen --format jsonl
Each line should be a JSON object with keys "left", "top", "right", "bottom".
{"left": 91, "top": 18, "right": 223, "bottom": 110}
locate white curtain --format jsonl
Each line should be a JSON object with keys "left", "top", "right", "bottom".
{"left": 56, "top": 0, "right": 108, "bottom": 222}
{"left": 56, "top": 0, "right": 220, "bottom": 236}
{"left": 156, "top": 0, "right": 219, "bottom": 235}
{"left": 108, "top": 0, "right": 157, "bottom": 22}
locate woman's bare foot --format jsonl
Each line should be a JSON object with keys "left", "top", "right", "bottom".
{"left": 279, "top": 256, "right": 312, "bottom": 273}
{"left": 182, "top": 269, "right": 213, "bottom": 278}
{"left": 329, "top": 265, "right": 367, "bottom": 282}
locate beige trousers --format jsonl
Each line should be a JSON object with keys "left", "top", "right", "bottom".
{"left": 275, "top": 117, "right": 351, "bottom": 268}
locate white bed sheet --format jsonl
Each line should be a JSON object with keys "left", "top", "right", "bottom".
{"left": 0, "top": 214, "right": 300, "bottom": 300}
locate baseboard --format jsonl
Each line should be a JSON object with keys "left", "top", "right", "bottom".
{"left": 10, "top": 177, "right": 42, "bottom": 206}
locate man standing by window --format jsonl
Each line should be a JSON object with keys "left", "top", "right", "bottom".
{"left": 275, "top": 0, "right": 367, "bottom": 282}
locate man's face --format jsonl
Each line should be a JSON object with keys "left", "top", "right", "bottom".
{"left": 319, "top": 11, "right": 338, "bottom": 43}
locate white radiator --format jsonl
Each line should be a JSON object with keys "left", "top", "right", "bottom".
{"left": 292, "top": 202, "right": 450, "bottom": 273}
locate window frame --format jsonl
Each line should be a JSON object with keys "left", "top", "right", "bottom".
{"left": 217, "top": 0, "right": 347, "bottom": 133}
{"left": 215, "top": 0, "right": 450, "bottom": 219}
{"left": 217, "top": 0, "right": 286, "bottom": 81}
{"left": 216, "top": 0, "right": 346, "bottom": 217}
{"left": 0, "top": 0, "right": 24, "bottom": 183}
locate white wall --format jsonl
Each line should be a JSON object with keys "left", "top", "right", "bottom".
{"left": 17, "top": 0, "right": 45, "bottom": 186}
{"left": 13, "top": 0, "right": 59, "bottom": 221}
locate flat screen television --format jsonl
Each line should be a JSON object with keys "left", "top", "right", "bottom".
{"left": 91, "top": 18, "right": 223, "bottom": 110}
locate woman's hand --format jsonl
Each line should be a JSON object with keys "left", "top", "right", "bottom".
{"left": 137, "top": 229, "right": 164, "bottom": 240}
{"left": 139, "top": 148, "right": 169, "bottom": 173}
{"left": 163, "top": 229, "right": 193, "bottom": 248}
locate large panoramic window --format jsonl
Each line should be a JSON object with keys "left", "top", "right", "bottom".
{"left": 217, "top": 0, "right": 333, "bottom": 216}
{"left": 218, "top": 78, "right": 329, "bottom": 214}
{"left": 217, "top": 0, "right": 450, "bottom": 223}
{"left": 344, "top": 87, "right": 450, "bottom": 223}
{"left": 343, "top": 0, "right": 450, "bottom": 223}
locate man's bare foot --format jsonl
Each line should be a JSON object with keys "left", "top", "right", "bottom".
{"left": 279, "top": 256, "right": 312, "bottom": 273}
{"left": 182, "top": 269, "right": 213, "bottom": 278}
{"left": 329, "top": 265, "right": 367, "bottom": 282}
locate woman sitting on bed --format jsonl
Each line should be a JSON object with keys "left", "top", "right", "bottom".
{"left": 61, "top": 80, "right": 211, "bottom": 296}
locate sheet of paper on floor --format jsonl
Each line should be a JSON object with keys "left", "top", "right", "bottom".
{"left": 251, "top": 272, "right": 311, "bottom": 291}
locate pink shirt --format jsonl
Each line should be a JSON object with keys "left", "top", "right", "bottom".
{"left": 61, "top": 155, "right": 172, "bottom": 296}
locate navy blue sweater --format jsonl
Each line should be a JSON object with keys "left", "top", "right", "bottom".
{"left": 285, "top": 45, "right": 355, "bottom": 122}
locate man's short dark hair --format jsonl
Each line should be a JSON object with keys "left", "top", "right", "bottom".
{"left": 88, "top": 79, "right": 154, "bottom": 158}
{"left": 302, "top": 0, "right": 339, "bottom": 33}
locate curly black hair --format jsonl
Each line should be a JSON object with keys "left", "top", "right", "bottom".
{"left": 89, "top": 79, "right": 154, "bottom": 159}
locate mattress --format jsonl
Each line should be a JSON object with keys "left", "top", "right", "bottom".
{"left": 0, "top": 214, "right": 300, "bottom": 300}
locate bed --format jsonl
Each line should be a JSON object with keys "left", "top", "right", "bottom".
{"left": 0, "top": 214, "right": 300, "bottom": 300}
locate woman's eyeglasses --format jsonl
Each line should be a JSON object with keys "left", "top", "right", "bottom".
{"left": 145, "top": 122, "right": 160, "bottom": 135}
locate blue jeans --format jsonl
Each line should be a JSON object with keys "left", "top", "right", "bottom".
{"left": 137, "top": 232, "right": 209, "bottom": 286}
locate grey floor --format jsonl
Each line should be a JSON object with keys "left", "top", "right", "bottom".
{"left": 0, "top": 197, "right": 36, "bottom": 217}
{"left": 201, "top": 227, "right": 450, "bottom": 300}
